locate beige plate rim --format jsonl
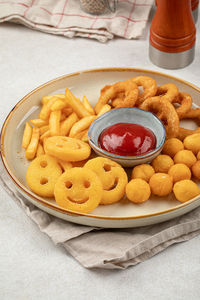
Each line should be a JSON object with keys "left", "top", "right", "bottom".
{"left": 1, "top": 67, "right": 200, "bottom": 220}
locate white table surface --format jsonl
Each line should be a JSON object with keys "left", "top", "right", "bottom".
{"left": 0, "top": 8, "right": 200, "bottom": 300}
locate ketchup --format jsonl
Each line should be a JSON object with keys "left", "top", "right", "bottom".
{"left": 98, "top": 123, "right": 156, "bottom": 156}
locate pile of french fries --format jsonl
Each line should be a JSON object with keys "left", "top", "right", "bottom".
{"left": 22, "top": 88, "right": 111, "bottom": 160}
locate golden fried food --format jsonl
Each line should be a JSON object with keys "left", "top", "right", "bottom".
{"left": 131, "top": 164, "right": 155, "bottom": 182}
{"left": 54, "top": 168, "right": 102, "bottom": 213}
{"left": 26, "top": 154, "right": 62, "bottom": 197}
{"left": 94, "top": 78, "right": 139, "bottom": 113}
{"left": 140, "top": 96, "right": 179, "bottom": 138}
{"left": 173, "top": 92, "right": 192, "bottom": 119}
{"left": 177, "top": 127, "right": 200, "bottom": 141}
{"left": 183, "top": 133, "right": 200, "bottom": 154}
{"left": 197, "top": 151, "right": 200, "bottom": 160}
{"left": 65, "top": 88, "right": 91, "bottom": 118}
{"left": 151, "top": 154, "right": 174, "bottom": 173}
{"left": 174, "top": 150, "right": 197, "bottom": 168}
{"left": 168, "top": 163, "right": 191, "bottom": 183}
{"left": 126, "top": 179, "right": 151, "bottom": 203}
{"left": 25, "top": 127, "right": 40, "bottom": 160}
{"left": 173, "top": 179, "right": 200, "bottom": 202}
{"left": 156, "top": 83, "right": 179, "bottom": 102}
{"left": 191, "top": 161, "right": 200, "bottom": 179}
{"left": 162, "top": 138, "right": 184, "bottom": 158}
{"left": 44, "top": 136, "right": 91, "bottom": 162}
{"left": 149, "top": 173, "right": 173, "bottom": 196}
{"left": 132, "top": 76, "right": 157, "bottom": 106}
{"left": 180, "top": 107, "right": 200, "bottom": 119}
{"left": 22, "top": 122, "right": 32, "bottom": 149}
{"left": 84, "top": 157, "right": 128, "bottom": 205}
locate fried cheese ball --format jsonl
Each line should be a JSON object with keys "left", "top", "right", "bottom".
{"left": 162, "top": 138, "right": 184, "bottom": 158}
{"left": 151, "top": 154, "right": 174, "bottom": 173}
{"left": 131, "top": 164, "right": 155, "bottom": 182}
{"left": 168, "top": 163, "right": 191, "bottom": 183}
{"left": 174, "top": 150, "right": 197, "bottom": 168}
{"left": 149, "top": 173, "right": 173, "bottom": 196}
{"left": 173, "top": 179, "right": 200, "bottom": 202}
{"left": 197, "top": 151, "right": 200, "bottom": 160}
{"left": 183, "top": 133, "right": 200, "bottom": 154}
{"left": 191, "top": 161, "right": 200, "bottom": 179}
{"left": 126, "top": 179, "right": 151, "bottom": 203}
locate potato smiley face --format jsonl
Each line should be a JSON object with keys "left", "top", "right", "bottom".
{"left": 84, "top": 157, "right": 128, "bottom": 205}
{"left": 54, "top": 167, "right": 103, "bottom": 213}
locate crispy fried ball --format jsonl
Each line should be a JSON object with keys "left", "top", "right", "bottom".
{"left": 126, "top": 179, "right": 151, "bottom": 203}
{"left": 162, "top": 138, "right": 184, "bottom": 157}
{"left": 168, "top": 163, "right": 191, "bottom": 183}
{"left": 131, "top": 164, "right": 155, "bottom": 182}
{"left": 197, "top": 151, "right": 200, "bottom": 160}
{"left": 191, "top": 161, "right": 200, "bottom": 179}
{"left": 149, "top": 173, "right": 173, "bottom": 196}
{"left": 183, "top": 133, "right": 200, "bottom": 154}
{"left": 151, "top": 154, "right": 174, "bottom": 173}
{"left": 174, "top": 150, "right": 197, "bottom": 168}
{"left": 173, "top": 179, "right": 200, "bottom": 202}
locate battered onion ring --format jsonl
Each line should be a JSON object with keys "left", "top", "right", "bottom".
{"left": 94, "top": 79, "right": 139, "bottom": 113}
{"left": 177, "top": 127, "right": 200, "bottom": 141}
{"left": 172, "top": 92, "right": 193, "bottom": 119}
{"left": 156, "top": 83, "right": 179, "bottom": 103}
{"left": 132, "top": 76, "right": 157, "bottom": 106}
{"left": 179, "top": 107, "right": 200, "bottom": 120}
{"left": 140, "top": 96, "right": 179, "bottom": 138}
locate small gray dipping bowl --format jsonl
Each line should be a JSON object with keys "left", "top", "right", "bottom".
{"left": 88, "top": 108, "right": 166, "bottom": 167}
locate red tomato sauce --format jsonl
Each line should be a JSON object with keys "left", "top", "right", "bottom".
{"left": 98, "top": 123, "right": 156, "bottom": 156}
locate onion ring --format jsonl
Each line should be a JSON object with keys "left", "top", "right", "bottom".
{"left": 156, "top": 83, "right": 179, "bottom": 102}
{"left": 172, "top": 92, "right": 193, "bottom": 119}
{"left": 94, "top": 79, "right": 139, "bottom": 113}
{"left": 140, "top": 96, "right": 179, "bottom": 138}
{"left": 177, "top": 127, "right": 200, "bottom": 141}
{"left": 132, "top": 76, "right": 157, "bottom": 106}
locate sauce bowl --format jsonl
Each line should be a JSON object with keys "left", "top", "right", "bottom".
{"left": 88, "top": 108, "right": 166, "bottom": 167}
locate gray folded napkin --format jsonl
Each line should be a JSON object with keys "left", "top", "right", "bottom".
{"left": 1, "top": 162, "right": 200, "bottom": 269}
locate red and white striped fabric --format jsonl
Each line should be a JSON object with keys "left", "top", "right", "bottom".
{"left": 0, "top": 0, "right": 154, "bottom": 42}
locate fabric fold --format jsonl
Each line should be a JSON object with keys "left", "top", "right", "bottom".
{"left": 0, "top": 0, "right": 154, "bottom": 42}
{"left": 1, "top": 159, "right": 200, "bottom": 270}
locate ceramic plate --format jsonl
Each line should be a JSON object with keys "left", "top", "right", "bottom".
{"left": 1, "top": 68, "right": 200, "bottom": 228}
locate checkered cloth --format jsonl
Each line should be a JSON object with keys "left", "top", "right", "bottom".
{"left": 0, "top": 0, "right": 154, "bottom": 42}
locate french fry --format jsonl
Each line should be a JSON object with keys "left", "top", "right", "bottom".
{"left": 39, "top": 125, "right": 49, "bottom": 135}
{"left": 81, "top": 130, "right": 89, "bottom": 143}
{"left": 82, "top": 96, "right": 95, "bottom": 115}
{"left": 25, "top": 127, "right": 40, "bottom": 160}
{"left": 36, "top": 143, "right": 45, "bottom": 157}
{"left": 60, "top": 112, "right": 78, "bottom": 136}
{"left": 49, "top": 110, "right": 61, "bottom": 136}
{"left": 51, "top": 99, "right": 67, "bottom": 111}
{"left": 42, "top": 94, "right": 65, "bottom": 105}
{"left": 65, "top": 88, "right": 90, "bottom": 118}
{"left": 62, "top": 107, "right": 73, "bottom": 117}
{"left": 22, "top": 122, "right": 32, "bottom": 149}
{"left": 40, "top": 130, "right": 50, "bottom": 142}
{"left": 97, "top": 104, "right": 111, "bottom": 117}
{"left": 39, "top": 96, "right": 57, "bottom": 120}
{"left": 30, "top": 119, "right": 48, "bottom": 127}
{"left": 69, "top": 115, "right": 96, "bottom": 138}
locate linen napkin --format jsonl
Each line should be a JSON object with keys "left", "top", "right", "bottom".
{"left": 1, "top": 160, "right": 200, "bottom": 270}
{"left": 0, "top": 0, "right": 154, "bottom": 42}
